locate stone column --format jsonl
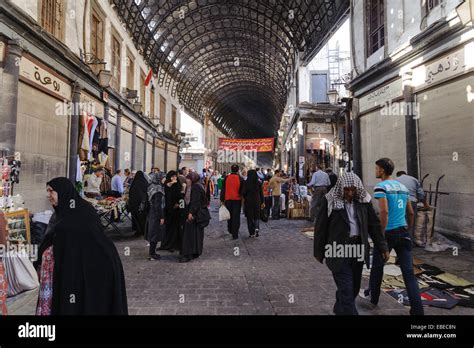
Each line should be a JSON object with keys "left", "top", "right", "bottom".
{"left": 68, "top": 82, "right": 82, "bottom": 181}
{"left": 351, "top": 98, "right": 362, "bottom": 177}
{"left": 143, "top": 130, "right": 147, "bottom": 172}
{"left": 151, "top": 135, "right": 156, "bottom": 169}
{"left": 104, "top": 102, "right": 109, "bottom": 123}
{"left": 0, "top": 39, "right": 22, "bottom": 157}
{"left": 114, "top": 106, "right": 122, "bottom": 171}
{"left": 131, "top": 122, "right": 137, "bottom": 171}
{"left": 164, "top": 142, "right": 168, "bottom": 172}
{"left": 402, "top": 71, "right": 419, "bottom": 178}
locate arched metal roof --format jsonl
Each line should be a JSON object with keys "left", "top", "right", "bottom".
{"left": 112, "top": 0, "right": 349, "bottom": 137}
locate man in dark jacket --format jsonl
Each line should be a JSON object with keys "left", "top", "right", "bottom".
{"left": 220, "top": 164, "right": 244, "bottom": 240}
{"left": 314, "top": 172, "right": 390, "bottom": 315}
{"left": 325, "top": 168, "right": 338, "bottom": 191}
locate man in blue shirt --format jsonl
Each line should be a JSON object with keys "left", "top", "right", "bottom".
{"left": 361, "top": 158, "right": 424, "bottom": 315}
{"left": 111, "top": 169, "right": 124, "bottom": 197}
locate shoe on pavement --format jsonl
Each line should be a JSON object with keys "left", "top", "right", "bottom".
{"left": 179, "top": 256, "right": 192, "bottom": 263}
{"left": 148, "top": 254, "right": 161, "bottom": 261}
{"left": 358, "top": 289, "right": 377, "bottom": 309}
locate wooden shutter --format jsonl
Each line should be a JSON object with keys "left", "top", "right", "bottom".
{"left": 150, "top": 89, "right": 155, "bottom": 119}
{"left": 171, "top": 106, "right": 177, "bottom": 134}
{"left": 160, "top": 96, "right": 166, "bottom": 126}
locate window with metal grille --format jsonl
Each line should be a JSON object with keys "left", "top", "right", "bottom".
{"left": 427, "top": 0, "right": 442, "bottom": 12}
{"left": 40, "top": 0, "right": 65, "bottom": 41}
{"left": 366, "top": 0, "right": 385, "bottom": 56}
{"left": 111, "top": 33, "right": 121, "bottom": 91}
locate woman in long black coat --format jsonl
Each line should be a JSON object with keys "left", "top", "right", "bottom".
{"left": 179, "top": 172, "right": 206, "bottom": 263}
{"left": 35, "top": 177, "right": 127, "bottom": 315}
{"left": 145, "top": 172, "right": 165, "bottom": 260}
{"left": 242, "top": 169, "right": 264, "bottom": 238}
{"left": 128, "top": 171, "right": 150, "bottom": 236}
{"left": 159, "top": 171, "right": 182, "bottom": 252}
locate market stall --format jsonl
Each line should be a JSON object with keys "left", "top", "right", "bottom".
{"left": 84, "top": 196, "right": 130, "bottom": 235}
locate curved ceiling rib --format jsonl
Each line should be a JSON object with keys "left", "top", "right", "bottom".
{"left": 112, "top": 0, "right": 349, "bottom": 137}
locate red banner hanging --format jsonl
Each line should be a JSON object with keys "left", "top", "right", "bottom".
{"left": 218, "top": 138, "right": 274, "bottom": 152}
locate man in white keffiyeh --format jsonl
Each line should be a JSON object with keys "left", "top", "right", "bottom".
{"left": 313, "top": 171, "right": 389, "bottom": 315}
{"left": 325, "top": 172, "right": 371, "bottom": 217}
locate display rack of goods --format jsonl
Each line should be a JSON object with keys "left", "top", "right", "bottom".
{"left": 5, "top": 209, "right": 31, "bottom": 244}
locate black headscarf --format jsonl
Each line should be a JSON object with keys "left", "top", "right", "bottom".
{"left": 165, "top": 170, "right": 178, "bottom": 184}
{"left": 36, "top": 177, "right": 128, "bottom": 315}
{"left": 244, "top": 169, "right": 259, "bottom": 193}
{"left": 35, "top": 178, "right": 94, "bottom": 269}
{"left": 47, "top": 177, "right": 93, "bottom": 218}
{"left": 128, "top": 171, "right": 149, "bottom": 210}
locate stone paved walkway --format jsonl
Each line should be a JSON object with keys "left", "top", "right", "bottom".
{"left": 8, "top": 197, "right": 474, "bottom": 315}
{"left": 115, "top": 198, "right": 474, "bottom": 315}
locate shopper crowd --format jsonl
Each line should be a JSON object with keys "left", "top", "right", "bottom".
{"left": 0, "top": 157, "right": 428, "bottom": 317}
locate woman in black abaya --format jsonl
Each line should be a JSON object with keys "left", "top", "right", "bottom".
{"left": 145, "top": 172, "right": 165, "bottom": 260}
{"left": 179, "top": 172, "right": 206, "bottom": 263}
{"left": 242, "top": 169, "right": 264, "bottom": 238}
{"left": 128, "top": 171, "right": 150, "bottom": 236}
{"left": 35, "top": 177, "right": 127, "bottom": 315}
{"left": 159, "top": 171, "right": 182, "bottom": 252}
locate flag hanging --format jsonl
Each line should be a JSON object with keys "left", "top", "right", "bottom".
{"left": 144, "top": 68, "right": 153, "bottom": 87}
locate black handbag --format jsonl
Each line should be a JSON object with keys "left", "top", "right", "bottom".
{"left": 196, "top": 207, "right": 211, "bottom": 228}
{"left": 260, "top": 206, "right": 269, "bottom": 223}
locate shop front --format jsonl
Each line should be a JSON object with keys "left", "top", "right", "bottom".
{"left": 146, "top": 134, "right": 153, "bottom": 172}
{"left": 119, "top": 117, "right": 133, "bottom": 171}
{"left": 13, "top": 53, "right": 71, "bottom": 212}
{"left": 167, "top": 144, "right": 178, "bottom": 172}
{"left": 356, "top": 78, "right": 405, "bottom": 192}
{"left": 135, "top": 126, "right": 145, "bottom": 173}
{"left": 154, "top": 138, "right": 166, "bottom": 172}
{"left": 305, "top": 122, "right": 339, "bottom": 177}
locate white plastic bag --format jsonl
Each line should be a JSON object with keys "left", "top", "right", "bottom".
{"left": 219, "top": 205, "right": 231, "bottom": 221}
{"left": 4, "top": 249, "right": 39, "bottom": 297}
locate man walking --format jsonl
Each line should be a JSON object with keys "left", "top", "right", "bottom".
{"left": 269, "top": 170, "right": 291, "bottom": 219}
{"left": 111, "top": 169, "right": 124, "bottom": 197}
{"left": 326, "top": 168, "right": 338, "bottom": 191}
{"left": 220, "top": 164, "right": 244, "bottom": 240}
{"left": 314, "top": 172, "right": 389, "bottom": 315}
{"left": 307, "top": 165, "right": 331, "bottom": 222}
{"left": 361, "top": 158, "right": 424, "bottom": 315}
{"left": 396, "top": 171, "right": 430, "bottom": 237}
{"left": 211, "top": 171, "right": 219, "bottom": 198}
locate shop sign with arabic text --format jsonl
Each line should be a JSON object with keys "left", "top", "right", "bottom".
{"left": 218, "top": 138, "right": 274, "bottom": 152}
{"left": 19, "top": 55, "right": 71, "bottom": 100}
{"left": 413, "top": 42, "right": 474, "bottom": 90}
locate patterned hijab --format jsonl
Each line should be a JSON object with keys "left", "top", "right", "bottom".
{"left": 325, "top": 172, "right": 371, "bottom": 217}
{"left": 147, "top": 172, "right": 165, "bottom": 202}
